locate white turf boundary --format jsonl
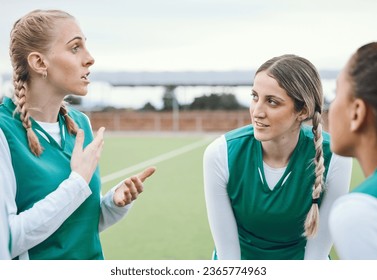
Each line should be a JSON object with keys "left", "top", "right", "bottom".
{"left": 101, "top": 137, "right": 215, "bottom": 184}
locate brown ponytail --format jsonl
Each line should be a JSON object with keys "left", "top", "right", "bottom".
{"left": 59, "top": 104, "right": 78, "bottom": 135}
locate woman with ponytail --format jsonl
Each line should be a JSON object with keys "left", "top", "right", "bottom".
{"left": 0, "top": 9, "right": 155, "bottom": 260}
{"left": 203, "top": 54, "right": 352, "bottom": 259}
{"left": 329, "top": 42, "right": 377, "bottom": 259}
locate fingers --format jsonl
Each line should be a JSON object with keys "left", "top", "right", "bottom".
{"left": 113, "top": 178, "right": 137, "bottom": 207}
{"left": 72, "top": 129, "right": 84, "bottom": 153}
{"left": 70, "top": 127, "right": 105, "bottom": 183}
{"left": 137, "top": 166, "right": 156, "bottom": 182}
{"left": 92, "top": 127, "right": 105, "bottom": 149}
{"left": 126, "top": 177, "right": 140, "bottom": 199}
{"left": 113, "top": 167, "right": 156, "bottom": 207}
{"left": 87, "top": 127, "right": 105, "bottom": 159}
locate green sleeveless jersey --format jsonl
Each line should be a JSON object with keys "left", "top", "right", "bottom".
{"left": 0, "top": 97, "right": 103, "bottom": 260}
{"left": 225, "top": 125, "right": 332, "bottom": 259}
{"left": 352, "top": 169, "right": 377, "bottom": 198}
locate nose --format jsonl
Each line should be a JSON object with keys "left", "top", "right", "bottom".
{"left": 84, "top": 50, "right": 95, "bottom": 67}
{"left": 250, "top": 100, "right": 266, "bottom": 119}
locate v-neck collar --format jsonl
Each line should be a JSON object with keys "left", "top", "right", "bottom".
{"left": 256, "top": 129, "right": 304, "bottom": 192}
{"left": 30, "top": 114, "right": 67, "bottom": 150}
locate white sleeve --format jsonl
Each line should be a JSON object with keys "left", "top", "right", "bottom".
{"left": 98, "top": 184, "right": 132, "bottom": 232}
{"left": 0, "top": 189, "right": 10, "bottom": 260}
{"left": 0, "top": 128, "right": 92, "bottom": 259}
{"left": 329, "top": 193, "right": 377, "bottom": 259}
{"left": 304, "top": 154, "right": 353, "bottom": 259}
{"left": 203, "top": 135, "right": 241, "bottom": 260}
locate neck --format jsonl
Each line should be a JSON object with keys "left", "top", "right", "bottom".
{"left": 26, "top": 81, "right": 65, "bottom": 123}
{"left": 354, "top": 134, "right": 377, "bottom": 178}
{"left": 261, "top": 128, "right": 300, "bottom": 168}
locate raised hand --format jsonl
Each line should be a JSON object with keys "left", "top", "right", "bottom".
{"left": 113, "top": 166, "right": 156, "bottom": 207}
{"left": 70, "top": 127, "right": 105, "bottom": 183}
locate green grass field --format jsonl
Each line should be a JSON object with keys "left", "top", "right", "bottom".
{"left": 98, "top": 133, "right": 365, "bottom": 260}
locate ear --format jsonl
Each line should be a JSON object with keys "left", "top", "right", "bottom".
{"left": 27, "top": 52, "right": 48, "bottom": 75}
{"left": 297, "top": 106, "right": 309, "bottom": 122}
{"left": 350, "top": 98, "right": 367, "bottom": 132}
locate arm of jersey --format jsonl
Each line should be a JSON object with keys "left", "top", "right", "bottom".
{"left": 304, "top": 154, "right": 353, "bottom": 259}
{"left": 203, "top": 135, "right": 241, "bottom": 260}
{"left": 329, "top": 193, "right": 377, "bottom": 259}
{"left": 0, "top": 129, "right": 92, "bottom": 259}
{"left": 98, "top": 184, "right": 132, "bottom": 232}
{"left": 0, "top": 191, "right": 10, "bottom": 260}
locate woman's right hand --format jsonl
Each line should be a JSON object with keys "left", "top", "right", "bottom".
{"left": 70, "top": 127, "right": 105, "bottom": 183}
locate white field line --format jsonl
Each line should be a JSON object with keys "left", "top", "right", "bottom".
{"left": 101, "top": 137, "right": 214, "bottom": 184}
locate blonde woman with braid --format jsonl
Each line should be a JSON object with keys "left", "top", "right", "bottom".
{"left": 0, "top": 9, "right": 155, "bottom": 260}
{"left": 203, "top": 54, "right": 353, "bottom": 260}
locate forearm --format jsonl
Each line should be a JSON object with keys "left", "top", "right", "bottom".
{"left": 8, "top": 172, "right": 91, "bottom": 258}
{"left": 99, "top": 184, "right": 132, "bottom": 232}
{"left": 203, "top": 136, "right": 241, "bottom": 260}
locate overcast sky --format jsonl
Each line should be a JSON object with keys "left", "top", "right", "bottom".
{"left": 1, "top": 0, "right": 376, "bottom": 74}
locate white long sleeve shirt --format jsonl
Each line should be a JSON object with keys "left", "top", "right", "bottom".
{"left": 329, "top": 193, "right": 377, "bottom": 259}
{"left": 203, "top": 135, "right": 353, "bottom": 260}
{"left": 0, "top": 183, "right": 10, "bottom": 260}
{"left": 0, "top": 122, "right": 131, "bottom": 259}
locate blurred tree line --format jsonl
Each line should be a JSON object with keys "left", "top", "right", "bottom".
{"left": 142, "top": 91, "right": 246, "bottom": 111}
{"left": 65, "top": 91, "right": 247, "bottom": 112}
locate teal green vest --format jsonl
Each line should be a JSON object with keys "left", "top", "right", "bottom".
{"left": 0, "top": 98, "right": 103, "bottom": 260}
{"left": 352, "top": 169, "right": 377, "bottom": 198}
{"left": 225, "top": 125, "right": 332, "bottom": 260}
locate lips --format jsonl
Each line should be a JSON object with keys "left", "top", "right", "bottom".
{"left": 81, "top": 72, "right": 90, "bottom": 81}
{"left": 254, "top": 120, "right": 269, "bottom": 127}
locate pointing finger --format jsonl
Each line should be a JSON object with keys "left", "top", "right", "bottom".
{"left": 137, "top": 166, "right": 156, "bottom": 182}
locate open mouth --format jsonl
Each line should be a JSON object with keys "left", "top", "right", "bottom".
{"left": 254, "top": 121, "right": 269, "bottom": 127}
{"left": 81, "top": 73, "right": 90, "bottom": 81}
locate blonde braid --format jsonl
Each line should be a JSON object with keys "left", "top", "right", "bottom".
{"left": 13, "top": 71, "right": 43, "bottom": 156}
{"left": 304, "top": 111, "right": 324, "bottom": 237}
{"left": 59, "top": 103, "right": 78, "bottom": 135}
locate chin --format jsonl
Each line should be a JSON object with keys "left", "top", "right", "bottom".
{"left": 254, "top": 131, "right": 269, "bottom": 142}
{"left": 75, "top": 90, "right": 88, "bottom": 97}
{"left": 330, "top": 143, "right": 353, "bottom": 157}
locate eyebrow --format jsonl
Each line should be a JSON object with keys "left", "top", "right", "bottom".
{"left": 252, "top": 89, "right": 285, "bottom": 102}
{"left": 66, "top": 36, "right": 85, "bottom": 45}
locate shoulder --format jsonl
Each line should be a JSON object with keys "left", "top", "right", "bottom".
{"left": 204, "top": 135, "right": 226, "bottom": 159}
{"left": 301, "top": 125, "right": 332, "bottom": 160}
{"left": 0, "top": 98, "right": 16, "bottom": 120}
{"left": 329, "top": 193, "right": 377, "bottom": 259}
{"left": 301, "top": 125, "right": 330, "bottom": 145}
{"left": 330, "top": 193, "right": 377, "bottom": 228}
{"left": 66, "top": 106, "right": 91, "bottom": 130}
{"left": 225, "top": 125, "right": 254, "bottom": 142}
{"left": 66, "top": 106, "right": 89, "bottom": 121}
{"left": 352, "top": 171, "right": 377, "bottom": 197}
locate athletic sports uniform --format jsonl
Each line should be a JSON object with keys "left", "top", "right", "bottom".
{"left": 0, "top": 97, "right": 130, "bottom": 260}
{"left": 204, "top": 124, "right": 353, "bottom": 259}
{"left": 329, "top": 170, "right": 377, "bottom": 259}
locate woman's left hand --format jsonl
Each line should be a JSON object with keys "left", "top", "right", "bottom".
{"left": 113, "top": 166, "right": 156, "bottom": 207}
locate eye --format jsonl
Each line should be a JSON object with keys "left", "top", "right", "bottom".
{"left": 268, "top": 98, "right": 278, "bottom": 106}
{"left": 251, "top": 92, "right": 258, "bottom": 101}
{"left": 72, "top": 45, "right": 80, "bottom": 53}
